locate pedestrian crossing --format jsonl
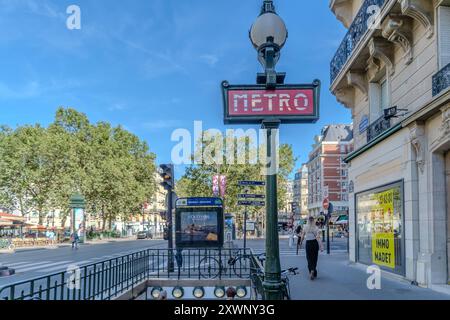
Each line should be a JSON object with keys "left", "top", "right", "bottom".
{"left": 4, "top": 249, "right": 147, "bottom": 275}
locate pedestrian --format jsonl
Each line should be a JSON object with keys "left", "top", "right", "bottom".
{"left": 288, "top": 226, "right": 294, "bottom": 248}
{"left": 71, "top": 231, "right": 79, "bottom": 250}
{"left": 295, "top": 223, "right": 303, "bottom": 255}
{"left": 299, "top": 216, "right": 324, "bottom": 280}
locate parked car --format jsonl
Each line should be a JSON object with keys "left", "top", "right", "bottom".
{"left": 137, "top": 231, "right": 152, "bottom": 240}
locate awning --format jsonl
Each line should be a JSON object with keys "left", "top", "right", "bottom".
{"left": 335, "top": 215, "right": 349, "bottom": 225}
{"left": 0, "top": 219, "right": 13, "bottom": 227}
{"left": 24, "top": 224, "right": 47, "bottom": 230}
{"left": 0, "top": 212, "right": 26, "bottom": 222}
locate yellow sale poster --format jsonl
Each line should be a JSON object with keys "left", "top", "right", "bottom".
{"left": 372, "top": 232, "right": 395, "bottom": 268}
{"left": 371, "top": 188, "right": 396, "bottom": 268}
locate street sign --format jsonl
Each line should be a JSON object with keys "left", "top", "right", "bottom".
{"left": 238, "top": 181, "right": 266, "bottom": 186}
{"left": 238, "top": 194, "right": 265, "bottom": 199}
{"left": 246, "top": 221, "right": 256, "bottom": 232}
{"left": 238, "top": 200, "right": 265, "bottom": 207}
{"left": 176, "top": 197, "right": 223, "bottom": 207}
{"left": 222, "top": 81, "right": 321, "bottom": 125}
{"left": 323, "top": 198, "right": 330, "bottom": 210}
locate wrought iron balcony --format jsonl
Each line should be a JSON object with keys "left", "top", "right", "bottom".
{"left": 367, "top": 115, "right": 391, "bottom": 143}
{"left": 330, "top": 0, "right": 387, "bottom": 84}
{"left": 432, "top": 63, "right": 450, "bottom": 96}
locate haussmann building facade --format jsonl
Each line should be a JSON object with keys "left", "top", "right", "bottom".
{"left": 329, "top": 0, "right": 450, "bottom": 289}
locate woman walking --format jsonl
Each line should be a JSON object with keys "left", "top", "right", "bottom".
{"left": 299, "top": 216, "right": 324, "bottom": 280}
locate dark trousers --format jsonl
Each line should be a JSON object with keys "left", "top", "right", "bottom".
{"left": 305, "top": 240, "right": 319, "bottom": 277}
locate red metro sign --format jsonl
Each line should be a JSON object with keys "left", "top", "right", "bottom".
{"left": 222, "top": 80, "right": 320, "bottom": 124}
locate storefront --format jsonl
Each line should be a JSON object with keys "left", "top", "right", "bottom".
{"left": 355, "top": 181, "right": 404, "bottom": 275}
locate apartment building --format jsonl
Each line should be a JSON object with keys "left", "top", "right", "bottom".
{"left": 306, "top": 125, "right": 354, "bottom": 217}
{"left": 329, "top": 0, "right": 450, "bottom": 287}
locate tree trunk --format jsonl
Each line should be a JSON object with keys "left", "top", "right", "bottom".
{"left": 101, "top": 208, "right": 107, "bottom": 232}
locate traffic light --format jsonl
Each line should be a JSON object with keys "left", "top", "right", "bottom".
{"left": 159, "top": 164, "right": 174, "bottom": 190}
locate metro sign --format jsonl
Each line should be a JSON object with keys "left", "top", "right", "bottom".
{"left": 222, "top": 80, "right": 320, "bottom": 124}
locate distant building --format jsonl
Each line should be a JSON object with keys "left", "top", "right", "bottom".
{"left": 306, "top": 124, "right": 354, "bottom": 217}
{"left": 293, "top": 165, "right": 309, "bottom": 218}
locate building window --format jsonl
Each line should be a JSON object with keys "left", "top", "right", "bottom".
{"left": 355, "top": 181, "right": 404, "bottom": 275}
{"left": 369, "top": 76, "right": 390, "bottom": 122}
{"left": 438, "top": 6, "right": 450, "bottom": 68}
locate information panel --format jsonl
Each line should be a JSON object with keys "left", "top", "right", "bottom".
{"left": 175, "top": 198, "right": 224, "bottom": 248}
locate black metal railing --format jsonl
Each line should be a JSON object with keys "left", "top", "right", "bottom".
{"left": 330, "top": 0, "right": 387, "bottom": 83}
{"left": 367, "top": 115, "right": 391, "bottom": 143}
{"left": 249, "top": 252, "right": 265, "bottom": 300}
{"left": 432, "top": 62, "right": 450, "bottom": 96}
{"left": 0, "top": 248, "right": 251, "bottom": 301}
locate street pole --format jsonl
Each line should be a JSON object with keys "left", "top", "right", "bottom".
{"left": 262, "top": 120, "right": 282, "bottom": 300}
{"left": 243, "top": 187, "right": 249, "bottom": 250}
{"left": 327, "top": 219, "right": 330, "bottom": 255}
{"left": 243, "top": 206, "right": 248, "bottom": 250}
{"left": 167, "top": 186, "right": 174, "bottom": 272}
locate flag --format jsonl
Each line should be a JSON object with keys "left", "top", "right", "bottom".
{"left": 212, "top": 175, "right": 219, "bottom": 197}
{"left": 220, "top": 175, "right": 227, "bottom": 198}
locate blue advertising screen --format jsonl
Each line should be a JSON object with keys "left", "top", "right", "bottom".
{"left": 176, "top": 206, "right": 224, "bottom": 248}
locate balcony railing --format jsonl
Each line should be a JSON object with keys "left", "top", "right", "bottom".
{"left": 366, "top": 115, "right": 391, "bottom": 143}
{"left": 330, "top": 0, "right": 387, "bottom": 83}
{"left": 432, "top": 63, "right": 450, "bottom": 96}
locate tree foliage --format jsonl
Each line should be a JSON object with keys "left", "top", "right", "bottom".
{"left": 0, "top": 108, "right": 157, "bottom": 229}
{"left": 176, "top": 131, "right": 296, "bottom": 220}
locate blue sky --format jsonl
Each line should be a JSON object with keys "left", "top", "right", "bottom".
{"left": 0, "top": 0, "right": 350, "bottom": 179}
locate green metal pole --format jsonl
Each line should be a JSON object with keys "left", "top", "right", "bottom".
{"left": 262, "top": 120, "right": 282, "bottom": 300}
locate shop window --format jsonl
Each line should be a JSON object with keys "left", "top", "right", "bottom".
{"left": 355, "top": 181, "right": 404, "bottom": 275}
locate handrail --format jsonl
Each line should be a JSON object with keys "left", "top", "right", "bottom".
{"left": 0, "top": 248, "right": 251, "bottom": 300}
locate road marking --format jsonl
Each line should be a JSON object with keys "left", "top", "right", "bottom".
{"left": 38, "top": 260, "right": 95, "bottom": 273}
{"left": 3, "top": 261, "right": 32, "bottom": 267}
{"left": 16, "top": 261, "right": 72, "bottom": 273}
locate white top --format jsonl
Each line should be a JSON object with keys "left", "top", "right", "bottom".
{"left": 303, "top": 226, "right": 319, "bottom": 241}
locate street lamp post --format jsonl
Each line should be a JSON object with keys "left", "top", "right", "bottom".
{"left": 250, "top": 0, "right": 287, "bottom": 300}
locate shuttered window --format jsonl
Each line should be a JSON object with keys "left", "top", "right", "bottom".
{"left": 438, "top": 6, "right": 450, "bottom": 68}
{"left": 380, "top": 79, "right": 389, "bottom": 111}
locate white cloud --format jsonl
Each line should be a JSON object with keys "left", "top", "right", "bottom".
{"left": 200, "top": 54, "right": 219, "bottom": 67}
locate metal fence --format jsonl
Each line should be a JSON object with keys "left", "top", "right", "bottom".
{"left": 0, "top": 248, "right": 253, "bottom": 301}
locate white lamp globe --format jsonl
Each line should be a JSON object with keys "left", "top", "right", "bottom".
{"left": 250, "top": 12, "right": 288, "bottom": 49}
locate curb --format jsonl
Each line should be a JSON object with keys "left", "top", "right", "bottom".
{"left": 0, "top": 237, "right": 144, "bottom": 254}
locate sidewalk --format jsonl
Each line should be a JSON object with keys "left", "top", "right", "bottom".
{"left": 283, "top": 253, "right": 450, "bottom": 300}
